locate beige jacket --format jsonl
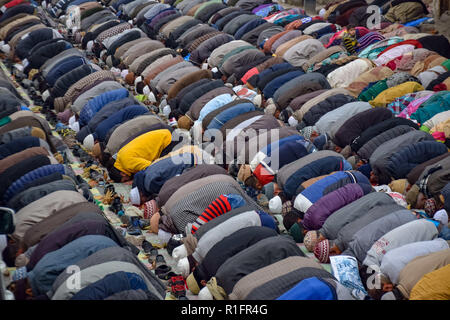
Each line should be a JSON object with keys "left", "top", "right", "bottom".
{"left": 13, "top": 190, "right": 87, "bottom": 241}
{"left": 229, "top": 256, "right": 323, "bottom": 300}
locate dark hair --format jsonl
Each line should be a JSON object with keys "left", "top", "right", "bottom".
{"left": 160, "top": 140, "right": 179, "bottom": 157}
{"left": 391, "top": 287, "right": 405, "bottom": 300}
{"left": 136, "top": 82, "right": 146, "bottom": 94}
{"left": 245, "top": 175, "right": 259, "bottom": 189}
{"left": 2, "top": 238, "right": 18, "bottom": 267}
{"left": 212, "top": 70, "right": 223, "bottom": 80}
{"left": 228, "top": 162, "right": 240, "bottom": 177}
{"left": 283, "top": 212, "right": 300, "bottom": 231}
{"left": 278, "top": 192, "right": 288, "bottom": 203}
{"left": 169, "top": 109, "right": 183, "bottom": 121}
{"left": 99, "top": 151, "right": 111, "bottom": 167}
{"left": 291, "top": 207, "right": 304, "bottom": 219}
{"left": 92, "top": 42, "right": 103, "bottom": 58}
{"left": 108, "top": 166, "right": 124, "bottom": 183}
{"left": 105, "top": 156, "right": 116, "bottom": 169}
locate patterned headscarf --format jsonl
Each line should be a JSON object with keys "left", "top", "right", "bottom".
{"left": 424, "top": 198, "right": 437, "bottom": 216}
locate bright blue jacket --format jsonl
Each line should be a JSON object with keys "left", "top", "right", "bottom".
{"left": 134, "top": 153, "right": 196, "bottom": 197}
{"left": 3, "top": 164, "right": 66, "bottom": 202}
{"left": 260, "top": 137, "right": 317, "bottom": 175}
{"left": 284, "top": 157, "right": 353, "bottom": 199}
{"left": 277, "top": 277, "right": 337, "bottom": 300}
{"left": 79, "top": 88, "right": 129, "bottom": 127}
{"left": 263, "top": 70, "right": 305, "bottom": 99}
{"left": 71, "top": 271, "right": 148, "bottom": 300}
{"left": 206, "top": 102, "right": 255, "bottom": 130}
{"left": 28, "top": 235, "right": 117, "bottom": 296}
{"left": 294, "top": 170, "right": 369, "bottom": 211}
{"left": 94, "top": 105, "right": 149, "bottom": 142}
{"left": 46, "top": 56, "right": 87, "bottom": 87}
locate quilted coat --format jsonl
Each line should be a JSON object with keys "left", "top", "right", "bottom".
{"left": 2, "top": 164, "right": 67, "bottom": 203}
{"left": 302, "top": 183, "right": 371, "bottom": 231}
{"left": 333, "top": 107, "right": 393, "bottom": 148}
{"left": 78, "top": 88, "right": 129, "bottom": 127}
{"left": 301, "top": 94, "right": 356, "bottom": 126}
{"left": 351, "top": 117, "right": 419, "bottom": 152}
{"left": 386, "top": 140, "right": 448, "bottom": 180}
{"left": 283, "top": 156, "right": 352, "bottom": 199}
{"left": 358, "top": 125, "right": 415, "bottom": 160}
{"left": 294, "top": 171, "right": 370, "bottom": 213}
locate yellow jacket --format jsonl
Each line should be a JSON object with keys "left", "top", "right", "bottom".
{"left": 410, "top": 264, "right": 450, "bottom": 300}
{"left": 114, "top": 129, "right": 172, "bottom": 176}
{"left": 369, "top": 81, "right": 424, "bottom": 107}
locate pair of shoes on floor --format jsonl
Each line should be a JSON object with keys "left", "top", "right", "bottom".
{"left": 139, "top": 219, "right": 150, "bottom": 229}
{"left": 169, "top": 276, "right": 187, "bottom": 299}
{"left": 153, "top": 255, "right": 177, "bottom": 280}
{"left": 72, "top": 145, "right": 92, "bottom": 162}
{"left": 89, "top": 168, "right": 103, "bottom": 181}
{"left": 111, "top": 196, "right": 124, "bottom": 216}
{"left": 127, "top": 216, "right": 141, "bottom": 235}
{"left": 115, "top": 227, "right": 127, "bottom": 237}
{"left": 145, "top": 240, "right": 159, "bottom": 266}
{"left": 74, "top": 175, "right": 94, "bottom": 202}
{"left": 104, "top": 184, "right": 116, "bottom": 196}
{"left": 166, "top": 234, "right": 183, "bottom": 256}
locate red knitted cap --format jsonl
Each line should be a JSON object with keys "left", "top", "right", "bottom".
{"left": 314, "top": 239, "right": 330, "bottom": 264}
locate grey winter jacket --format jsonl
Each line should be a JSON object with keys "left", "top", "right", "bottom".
{"left": 50, "top": 246, "right": 166, "bottom": 299}
{"left": 334, "top": 203, "right": 405, "bottom": 251}
{"left": 344, "top": 209, "right": 417, "bottom": 263}
{"left": 7, "top": 179, "right": 77, "bottom": 212}
{"left": 319, "top": 192, "right": 395, "bottom": 240}
{"left": 380, "top": 238, "right": 449, "bottom": 284}
{"left": 362, "top": 219, "right": 438, "bottom": 268}
{"left": 316, "top": 101, "right": 371, "bottom": 137}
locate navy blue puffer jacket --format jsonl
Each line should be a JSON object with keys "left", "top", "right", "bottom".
{"left": 3, "top": 164, "right": 66, "bottom": 202}
{"left": 386, "top": 141, "right": 448, "bottom": 180}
